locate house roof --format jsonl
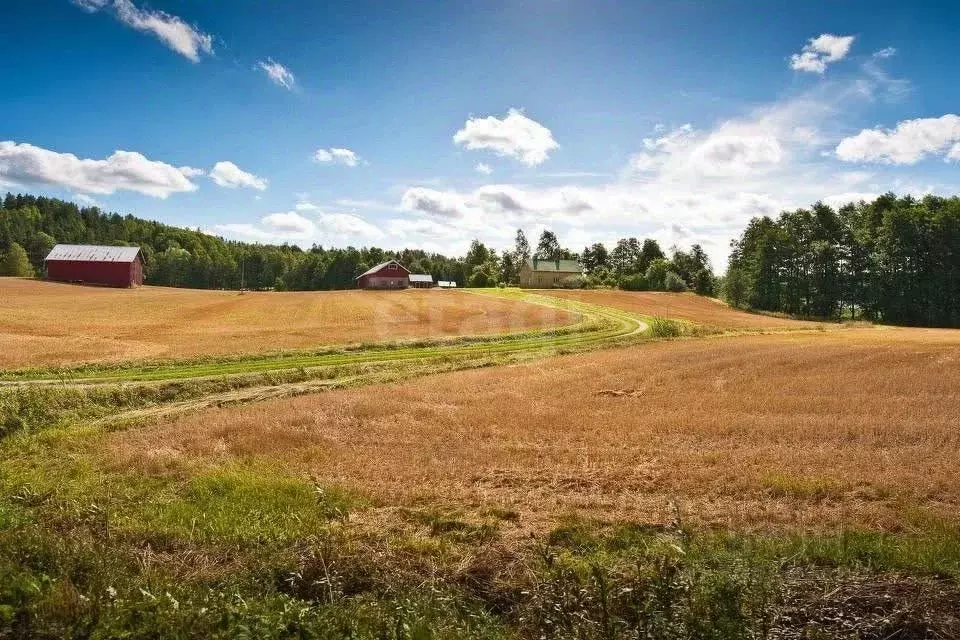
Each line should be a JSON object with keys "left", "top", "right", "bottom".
{"left": 525, "top": 258, "right": 582, "bottom": 273}
{"left": 355, "top": 259, "right": 410, "bottom": 279}
{"left": 45, "top": 244, "right": 141, "bottom": 263}
{"left": 409, "top": 274, "right": 433, "bottom": 283}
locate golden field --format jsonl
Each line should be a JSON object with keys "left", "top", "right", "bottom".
{"left": 111, "top": 325, "right": 960, "bottom": 533}
{"left": 0, "top": 278, "right": 575, "bottom": 368}
{"left": 544, "top": 289, "right": 818, "bottom": 329}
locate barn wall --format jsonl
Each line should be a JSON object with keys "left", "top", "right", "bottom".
{"left": 359, "top": 274, "right": 409, "bottom": 289}
{"left": 46, "top": 260, "right": 139, "bottom": 288}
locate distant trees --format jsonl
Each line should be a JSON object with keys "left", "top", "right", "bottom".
{"left": 1, "top": 242, "right": 34, "bottom": 277}
{"left": 0, "top": 193, "right": 469, "bottom": 290}
{"left": 724, "top": 193, "right": 960, "bottom": 327}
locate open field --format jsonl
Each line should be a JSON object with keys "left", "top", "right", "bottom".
{"left": 543, "top": 289, "right": 819, "bottom": 329}
{"left": 111, "top": 326, "right": 960, "bottom": 533}
{"left": 4, "top": 289, "right": 960, "bottom": 637}
{"left": 0, "top": 279, "right": 575, "bottom": 368}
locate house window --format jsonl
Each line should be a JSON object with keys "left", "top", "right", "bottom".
{"left": 387, "top": 263, "right": 398, "bottom": 270}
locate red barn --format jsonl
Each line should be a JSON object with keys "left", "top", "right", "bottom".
{"left": 355, "top": 259, "right": 410, "bottom": 289}
{"left": 45, "top": 244, "right": 144, "bottom": 288}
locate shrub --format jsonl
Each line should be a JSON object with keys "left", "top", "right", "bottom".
{"left": 645, "top": 258, "right": 672, "bottom": 290}
{"left": 664, "top": 271, "right": 688, "bottom": 292}
{"left": 618, "top": 274, "right": 648, "bottom": 291}
{"left": 558, "top": 275, "right": 587, "bottom": 289}
{"left": 648, "top": 316, "right": 684, "bottom": 337}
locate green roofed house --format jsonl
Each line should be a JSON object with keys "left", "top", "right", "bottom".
{"left": 518, "top": 257, "right": 583, "bottom": 288}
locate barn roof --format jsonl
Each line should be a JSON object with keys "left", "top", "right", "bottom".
{"left": 409, "top": 274, "right": 433, "bottom": 283}
{"left": 355, "top": 259, "right": 410, "bottom": 279}
{"left": 526, "top": 258, "right": 582, "bottom": 273}
{"left": 45, "top": 244, "right": 141, "bottom": 263}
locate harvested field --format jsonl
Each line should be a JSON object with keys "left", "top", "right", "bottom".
{"left": 544, "top": 289, "right": 818, "bottom": 329}
{"left": 0, "top": 279, "right": 575, "bottom": 368}
{"left": 112, "top": 326, "right": 960, "bottom": 532}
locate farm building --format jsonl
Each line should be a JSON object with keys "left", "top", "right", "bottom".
{"left": 438, "top": 280, "right": 458, "bottom": 289}
{"left": 409, "top": 274, "right": 434, "bottom": 288}
{"left": 45, "top": 244, "right": 144, "bottom": 288}
{"left": 355, "top": 259, "right": 410, "bottom": 289}
{"left": 518, "top": 257, "right": 582, "bottom": 288}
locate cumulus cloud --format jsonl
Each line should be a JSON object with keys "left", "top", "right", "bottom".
{"left": 261, "top": 211, "right": 313, "bottom": 236}
{"left": 314, "top": 147, "right": 360, "bottom": 167}
{"left": 400, "top": 187, "right": 465, "bottom": 218}
{"left": 258, "top": 58, "right": 296, "bottom": 90}
{"left": 475, "top": 162, "right": 493, "bottom": 175}
{"left": 215, "top": 208, "right": 384, "bottom": 246}
{"left": 454, "top": 108, "right": 558, "bottom": 166}
{"left": 0, "top": 141, "right": 198, "bottom": 198}
{"left": 73, "top": 193, "right": 99, "bottom": 206}
{"left": 790, "top": 34, "right": 855, "bottom": 74}
{"left": 75, "top": 0, "right": 213, "bottom": 62}
{"left": 315, "top": 212, "right": 384, "bottom": 243}
{"left": 835, "top": 114, "right": 960, "bottom": 164}
{"left": 216, "top": 211, "right": 314, "bottom": 241}
{"left": 209, "top": 161, "right": 268, "bottom": 190}
{"left": 392, "top": 68, "right": 932, "bottom": 268}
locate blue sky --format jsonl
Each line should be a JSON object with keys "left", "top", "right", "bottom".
{"left": 2, "top": 0, "right": 959, "bottom": 267}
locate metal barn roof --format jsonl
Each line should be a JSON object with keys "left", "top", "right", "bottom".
{"left": 409, "top": 274, "right": 433, "bottom": 283}
{"left": 45, "top": 244, "right": 141, "bottom": 263}
{"left": 525, "top": 258, "right": 582, "bottom": 273}
{"left": 355, "top": 259, "right": 410, "bottom": 279}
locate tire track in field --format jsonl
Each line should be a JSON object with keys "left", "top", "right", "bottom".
{"left": 1, "top": 291, "right": 648, "bottom": 387}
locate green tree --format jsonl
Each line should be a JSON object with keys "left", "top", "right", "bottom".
{"left": 1, "top": 242, "right": 34, "bottom": 277}
{"left": 582, "top": 242, "right": 609, "bottom": 274}
{"left": 535, "top": 230, "right": 561, "bottom": 260}
{"left": 645, "top": 258, "right": 672, "bottom": 290}
{"left": 664, "top": 271, "right": 688, "bottom": 292}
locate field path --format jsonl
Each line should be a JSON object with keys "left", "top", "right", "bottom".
{"left": 2, "top": 290, "right": 648, "bottom": 387}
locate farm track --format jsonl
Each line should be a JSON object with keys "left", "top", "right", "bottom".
{"left": 2, "top": 291, "right": 648, "bottom": 387}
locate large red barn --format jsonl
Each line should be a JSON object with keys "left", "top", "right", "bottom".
{"left": 44, "top": 244, "right": 144, "bottom": 288}
{"left": 355, "top": 259, "right": 410, "bottom": 289}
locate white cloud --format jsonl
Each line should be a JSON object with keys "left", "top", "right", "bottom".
{"left": 790, "top": 34, "right": 855, "bottom": 74}
{"left": 475, "top": 162, "right": 493, "bottom": 175}
{"left": 874, "top": 47, "right": 897, "bottom": 59}
{"left": 0, "top": 141, "right": 198, "bottom": 198}
{"left": 209, "top": 161, "right": 268, "bottom": 190}
{"left": 453, "top": 108, "right": 558, "bottom": 166}
{"left": 391, "top": 66, "right": 937, "bottom": 268}
{"left": 178, "top": 166, "right": 205, "bottom": 178}
{"left": 315, "top": 212, "right": 385, "bottom": 243}
{"left": 215, "top": 208, "right": 383, "bottom": 246}
{"left": 76, "top": 0, "right": 214, "bottom": 62}
{"left": 257, "top": 58, "right": 296, "bottom": 90}
{"left": 216, "top": 211, "right": 314, "bottom": 241}
{"left": 314, "top": 147, "right": 360, "bottom": 167}
{"left": 73, "top": 193, "right": 99, "bottom": 206}
{"left": 400, "top": 187, "right": 465, "bottom": 218}
{"left": 835, "top": 114, "right": 960, "bottom": 164}
{"left": 261, "top": 211, "right": 314, "bottom": 236}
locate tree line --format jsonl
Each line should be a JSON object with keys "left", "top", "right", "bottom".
{"left": 724, "top": 193, "right": 960, "bottom": 327}
{"left": 0, "top": 194, "right": 468, "bottom": 290}
{"left": 0, "top": 192, "right": 714, "bottom": 295}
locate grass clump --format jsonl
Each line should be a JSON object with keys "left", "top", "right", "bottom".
{"left": 647, "top": 316, "right": 686, "bottom": 338}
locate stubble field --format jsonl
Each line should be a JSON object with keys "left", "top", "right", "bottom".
{"left": 111, "top": 325, "right": 960, "bottom": 533}
{"left": 0, "top": 278, "right": 575, "bottom": 368}
{"left": 4, "top": 284, "right": 960, "bottom": 637}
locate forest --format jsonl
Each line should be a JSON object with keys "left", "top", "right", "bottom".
{"left": 0, "top": 193, "right": 711, "bottom": 294}
{"left": 725, "top": 193, "right": 960, "bottom": 327}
